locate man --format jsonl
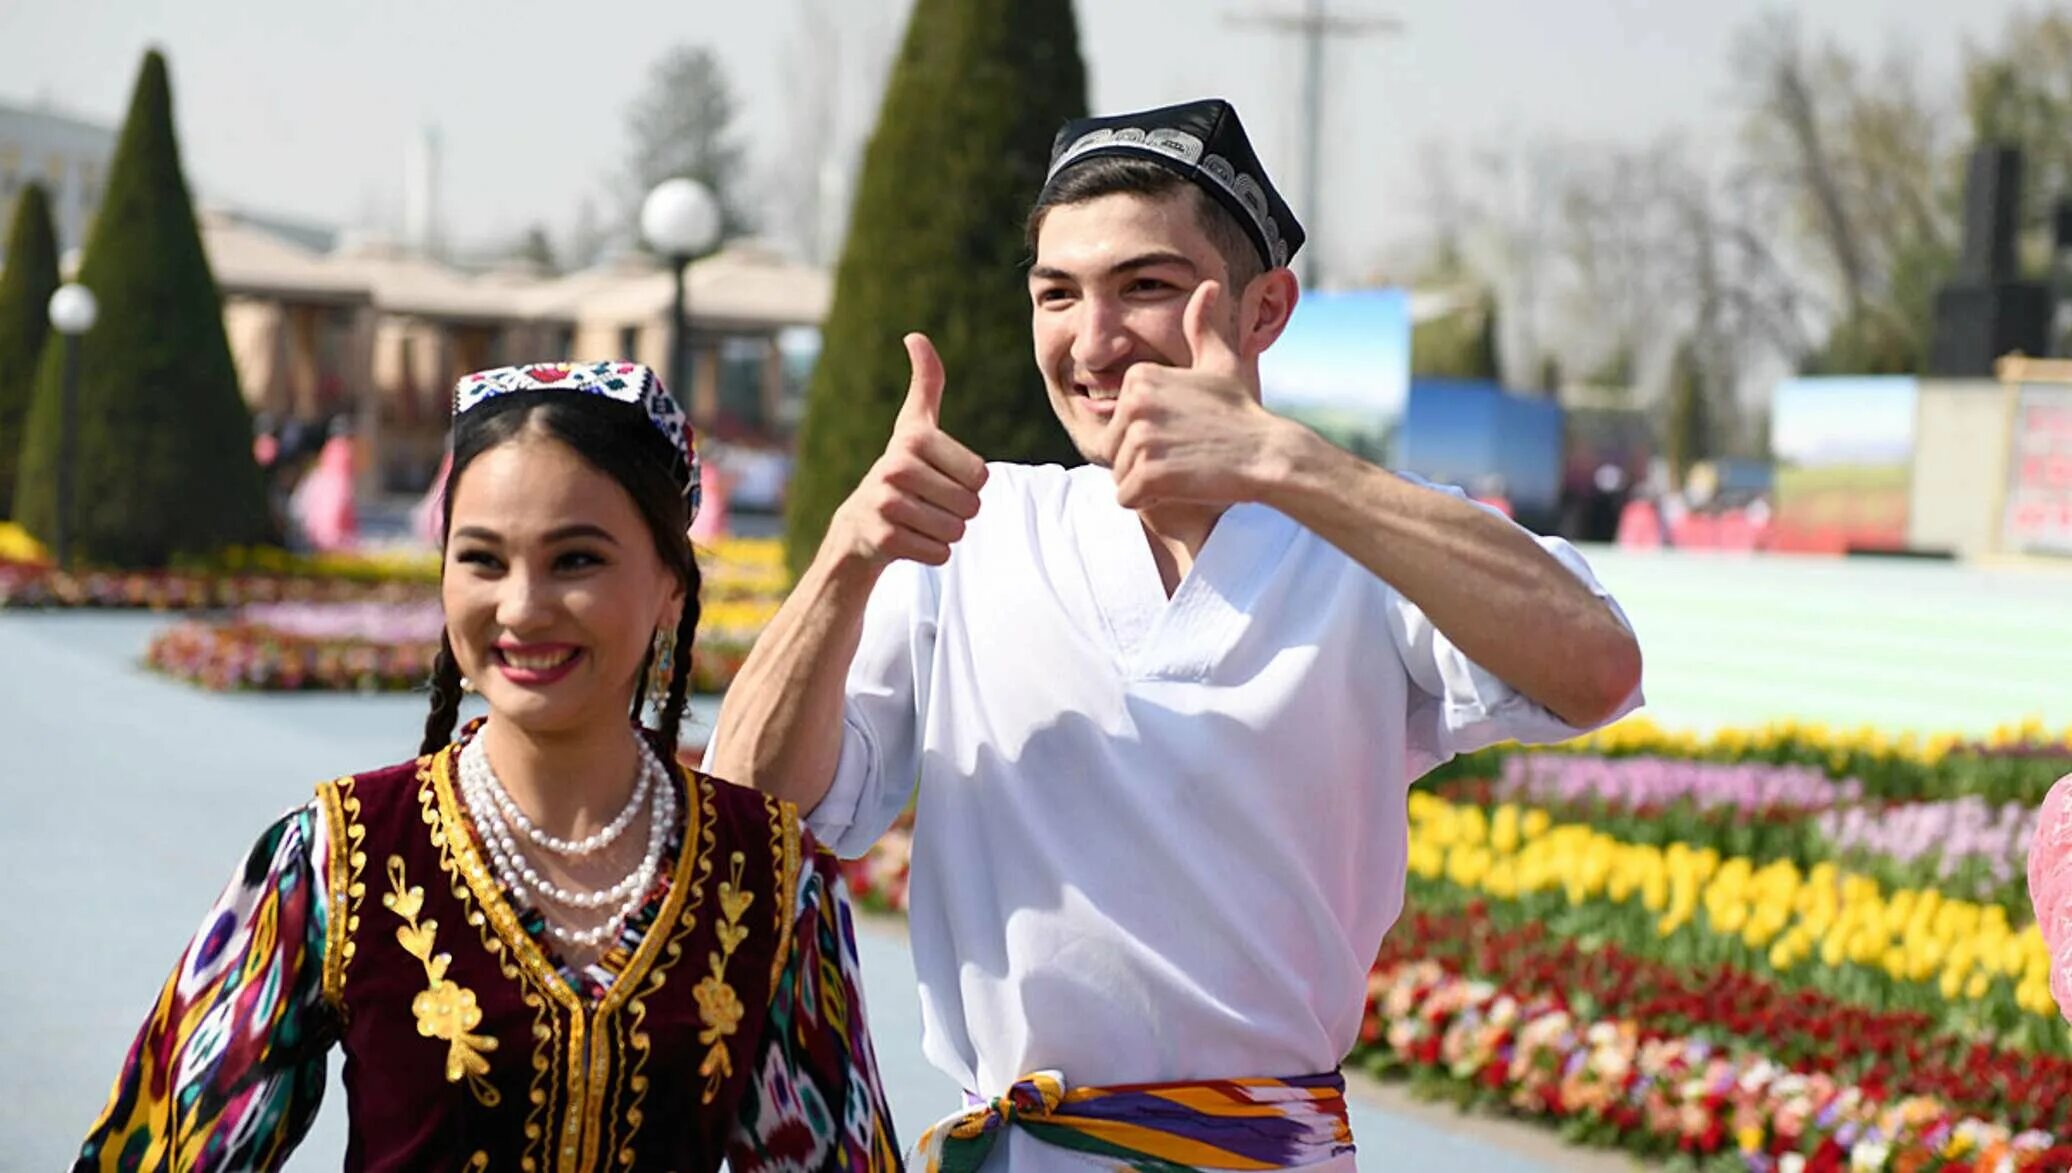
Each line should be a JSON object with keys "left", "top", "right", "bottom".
{"left": 709, "top": 99, "right": 1643, "bottom": 1170}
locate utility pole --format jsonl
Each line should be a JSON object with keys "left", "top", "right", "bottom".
{"left": 1228, "top": 0, "right": 1402, "bottom": 287}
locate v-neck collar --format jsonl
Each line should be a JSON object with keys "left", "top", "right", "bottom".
{"left": 427, "top": 740, "right": 702, "bottom": 1010}
{"left": 1069, "top": 465, "right": 1297, "bottom": 682}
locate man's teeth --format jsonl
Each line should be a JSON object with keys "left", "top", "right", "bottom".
{"left": 504, "top": 650, "right": 575, "bottom": 671}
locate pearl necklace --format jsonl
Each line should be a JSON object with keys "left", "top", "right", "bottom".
{"left": 465, "top": 764, "right": 668, "bottom": 912}
{"left": 457, "top": 736, "right": 676, "bottom": 951}
{"left": 462, "top": 748, "right": 673, "bottom": 950}
{"left": 477, "top": 738, "right": 653, "bottom": 858}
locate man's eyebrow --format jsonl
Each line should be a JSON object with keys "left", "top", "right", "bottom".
{"left": 1030, "top": 252, "right": 1200, "bottom": 282}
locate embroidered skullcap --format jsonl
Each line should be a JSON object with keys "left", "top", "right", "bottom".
{"left": 451, "top": 361, "right": 701, "bottom": 522}
{"left": 1042, "top": 98, "right": 1304, "bottom": 271}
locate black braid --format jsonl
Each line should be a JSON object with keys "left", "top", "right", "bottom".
{"left": 421, "top": 633, "right": 466, "bottom": 756}
{"left": 628, "top": 642, "right": 656, "bottom": 727}
{"left": 653, "top": 561, "right": 704, "bottom": 760}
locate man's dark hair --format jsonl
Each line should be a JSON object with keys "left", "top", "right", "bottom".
{"left": 1026, "top": 156, "right": 1265, "bottom": 292}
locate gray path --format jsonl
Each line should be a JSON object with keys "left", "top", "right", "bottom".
{"left": 1582, "top": 548, "right": 2072, "bottom": 735}
{"left": 0, "top": 613, "right": 1561, "bottom": 1171}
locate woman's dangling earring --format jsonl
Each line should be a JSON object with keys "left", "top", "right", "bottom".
{"left": 645, "top": 625, "right": 677, "bottom": 714}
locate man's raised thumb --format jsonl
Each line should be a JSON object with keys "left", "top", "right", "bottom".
{"left": 897, "top": 333, "right": 945, "bottom": 428}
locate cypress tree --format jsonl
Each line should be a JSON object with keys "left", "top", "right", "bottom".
{"left": 783, "top": 0, "right": 1088, "bottom": 577}
{"left": 14, "top": 50, "right": 268, "bottom": 566}
{"left": 1663, "top": 338, "right": 1711, "bottom": 487}
{"left": 0, "top": 182, "right": 60, "bottom": 518}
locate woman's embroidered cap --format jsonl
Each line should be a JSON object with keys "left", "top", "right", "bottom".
{"left": 451, "top": 361, "right": 701, "bottom": 521}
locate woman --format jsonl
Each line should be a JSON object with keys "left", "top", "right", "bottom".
{"left": 75, "top": 362, "right": 901, "bottom": 1172}
{"left": 288, "top": 416, "right": 359, "bottom": 552}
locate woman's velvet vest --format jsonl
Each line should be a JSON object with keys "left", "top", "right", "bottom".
{"left": 313, "top": 743, "right": 801, "bottom": 1172}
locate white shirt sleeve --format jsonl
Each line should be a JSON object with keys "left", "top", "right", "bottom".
{"left": 1386, "top": 477, "right": 1642, "bottom": 779}
{"left": 801, "top": 556, "right": 940, "bottom": 859}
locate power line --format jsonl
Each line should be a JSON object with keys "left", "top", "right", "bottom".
{"left": 1227, "top": 0, "right": 1403, "bottom": 286}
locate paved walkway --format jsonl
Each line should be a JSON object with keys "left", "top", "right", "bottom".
{"left": 1582, "top": 548, "right": 2072, "bottom": 735}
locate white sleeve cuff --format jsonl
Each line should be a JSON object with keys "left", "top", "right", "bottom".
{"left": 803, "top": 713, "right": 887, "bottom": 860}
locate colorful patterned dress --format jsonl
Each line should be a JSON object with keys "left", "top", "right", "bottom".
{"left": 73, "top": 735, "right": 901, "bottom": 1172}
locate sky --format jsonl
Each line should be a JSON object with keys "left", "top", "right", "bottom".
{"left": 0, "top": 0, "right": 2044, "bottom": 284}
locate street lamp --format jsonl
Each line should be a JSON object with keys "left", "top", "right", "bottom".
{"left": 640, "top": 178, "right": 722, "bottom": 409}
{"left": 47, "top": 283, "right": 98, "bottom": 569}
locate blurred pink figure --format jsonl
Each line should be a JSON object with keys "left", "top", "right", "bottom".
{"left": 291, "top": 432, "right": 360, "bottom": 552}
{"left": 1616, "top": 499, "right": 1664, "bottom": 548}
{"left": 689, "top": 457, "right": 728, "bottom": 544}
{"left": 2029, "top": 773, "right": 2072, "bottom": 1023}
{"left": 413, "top": 449, "right": 453, "bottom": 549}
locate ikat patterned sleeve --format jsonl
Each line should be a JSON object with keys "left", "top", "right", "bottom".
{"left": 727, "top": 844, "right": 903, "bottom": 1172}
{"left": 74, "top": 804, "right": 336, "bottom": 1172}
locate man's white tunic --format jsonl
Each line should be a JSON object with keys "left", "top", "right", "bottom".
{"left": 800, "top": 462, "right": 1639, "bottom": 1166}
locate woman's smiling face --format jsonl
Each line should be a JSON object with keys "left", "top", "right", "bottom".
{"left": 440, "top": 426, "right": 682, "bottom": 738}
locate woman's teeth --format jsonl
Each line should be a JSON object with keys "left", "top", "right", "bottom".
{"left": 503, "top": 649, "right": 574, "bottom": 671}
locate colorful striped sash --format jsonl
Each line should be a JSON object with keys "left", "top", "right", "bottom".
{"left": 913, "top": 1069, "right": 1355, "bottom": 1171}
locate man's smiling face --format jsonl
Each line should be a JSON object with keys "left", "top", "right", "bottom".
{"left": 1026, "top": 190, "right": 1244, "bottom": 467}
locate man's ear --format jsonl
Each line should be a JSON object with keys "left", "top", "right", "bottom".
{"left": 1238, "top": 268, "right": 1301, "bottom": 362}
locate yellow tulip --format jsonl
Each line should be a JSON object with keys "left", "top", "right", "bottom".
{"left": 1940, "top": 969, "right": 1963, "bottom": 1000}
{"left": 1820, "top": 935, "right": 1847, "bottom": 969}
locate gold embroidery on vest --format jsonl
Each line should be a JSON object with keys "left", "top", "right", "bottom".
{"left": 767, "top": 796, "right": 802, "bottom": 992}
{"left": 612, "top": 768, "right": 715, "bottom": 1168}
{"left": 316, "top": 774, "right": 366, "bottom": 1013}
{"left": 419, "top": 750, "right": 559, "bottom": 1172}
{"left": 428, "top": 739, "right": 711, "bottom": 1173}
{"left": 695, "top": 849, "right": 755, "bottom": 1102}
{"left": 585, "top": 763, "right": 703, "bottom": 1171}
{"left": 381, "top": 854, "right": 501, "bottom": 1106}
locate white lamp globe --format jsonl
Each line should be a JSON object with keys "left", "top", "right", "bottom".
{"left": 640, "top": 178, "right": 721, "bottom": 257}
{"left": 48, "top": 283, "right": 99, "bottom": 336}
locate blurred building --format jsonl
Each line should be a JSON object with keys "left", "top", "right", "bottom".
{"left": 0, "top": 98, "right": 115, "bottom": 260}
{"left": 199, "top": 213, "right": 828, "bottom": 498}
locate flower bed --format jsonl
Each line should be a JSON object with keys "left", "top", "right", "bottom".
{"left": 1494, "top": 754, "right": 1863, "bottom": 814}
{"left": 1436, "top": 757, "right": 2040, "bottom": 916}
{"left": 1433, "top": 717, "right": 2072, "bottom": 807}
{"left": 145, "top": 596, "right": 778, "bottom": 694}
{"left": 1, "top": 559, "right": 433, "bottom": 610}
{"left": 1, "top": 533, "right": 788, "bottom": 611}
{"left": 700, "top": 537, "right": 788, "bottom": 602}
{"left": 145, "top": 620, "right": 441, "bottom": 692}
{"left": 831, "top": 724, "right": 2072, "bottom": 1170}
{"left": 1376, "top": 903, "right": 2072, "bottom": 1138}
{"left": 1404, "top": 794, "right": 2062, "bottom": 1050}
{"left": 1819, "top": 798, "right": 2038, "bottom": 911}
{"left": 1359, "top": 956, "right": 2068, "bottom": 1170}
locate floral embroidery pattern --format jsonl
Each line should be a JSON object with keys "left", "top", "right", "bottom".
{"left": 696, "top": 850, "right": 754, "bottom": 1102}
{"left": 382, "top": 854, "right": 501, "bottom": 1106}
{"left": 318, "top": 774, "right": 368, "bottom": 1009}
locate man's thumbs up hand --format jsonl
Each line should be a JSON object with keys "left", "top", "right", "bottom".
{"left": 828, "top": 333, "right": 989, "bottom": 570}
